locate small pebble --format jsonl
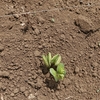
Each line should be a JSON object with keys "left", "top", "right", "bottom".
{"left": 0, "top": 71, "right": 10, "bottom": 78}
{"left": 34, "top": 50, "right": 41, "bottom": 56}
{"left": 98, "top": 52, "right": 100, "bottom": 55}
{"left": 60, "top": 34, "right": 65, "bottom": 40}
{"left": 35, "top": 78, "right": 43, "bottom": 89}
{"left": 24, "top": 44, "right": 29, "bottom": 48}
{"left": 24, "top": 91, "right": 29, "bottom": 97}
{"left": 38, "top": 1, "right": 43, "bottom": 6}
{"left": 98, "top": 41, "right": 100, "bottom": 47}
{"left": 50, "top": 18, "right": 55, "bottom": 23}
{"left": 92, "top": 72, "right": 98, "bottom": 77}
{"left": 14, "top": 88, "right": 19, "bottom": 94}
{"left": 10, "top": 93, "right": 15, "bottom": 97}
{"left": 37, "top": 16, "right": 45, "bottom": 24}
{"left": 28, "top": 94, "right": 35, "bottom": 99}
{"left": 0, "top": 82, "right": 2, "bottom": 89}
{"left": 20, "top": 86, "right": 26, "bottom": 92}
{"left": 89, "top": 43, "right": 95, "bottom": 48}
{"left": 0, "top": 44, "right": 4, "bottom": 52}
{"left": 92, "top": 62, "right": 98, "bottom": 67}
{"left": 34, "top": 28, "right": 40, "bottom": 35}
{"left": 74, "top": 67, "right": 80, "bottom": 73}
{"left": 0, "top": 52, "right": 5, "bottom": 57}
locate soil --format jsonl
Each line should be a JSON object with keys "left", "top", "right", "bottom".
{"left": 0, "top": 0, "right": 100, "bottom": 100}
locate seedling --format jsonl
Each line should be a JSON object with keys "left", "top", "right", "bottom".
{"left": 42, "top": 53, "right": 66, "bottom": 82}
{"left": 42, "top": 52, "right": 61, "bottom": 67}
{"left": 50, "top": 63, "right": 66, "bottom": 82}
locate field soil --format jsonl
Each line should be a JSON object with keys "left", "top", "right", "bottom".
{"left": 0, "top": 0, "right": 100, "bottom": 100}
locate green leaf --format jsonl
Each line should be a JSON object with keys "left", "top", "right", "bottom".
{"left": 48, "top": 52, "right": 51, "bottom": 66}
{"left": 50, "top": 68, "right": 58, "bottom": 82}
{"left": 58, "top": 74, "right": 64, "bottom": 80}
{"left": 57, "top": 63, "right": 66, "bottom": 74}
{"left": 51, "top": 54, "right": 59, "bottom": 65}
{"left": 55, "top": 55, "right": 61, "bottom": 66}
{"left": 42, "top": 55, "right": 49, "bottom": 67}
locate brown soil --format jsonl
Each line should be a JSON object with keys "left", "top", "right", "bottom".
{"left": 0, "top": 0, "right": 100, "bottom": 100}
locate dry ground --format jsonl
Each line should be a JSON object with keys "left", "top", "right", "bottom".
{"left": 0, "top": 0, "right": 100, "bottom": 100}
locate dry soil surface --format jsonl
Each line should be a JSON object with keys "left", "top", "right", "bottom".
{"left": 0, "top": 0, "right": 100, "bottom": 100}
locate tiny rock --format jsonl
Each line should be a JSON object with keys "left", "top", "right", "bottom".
{"left": 92, "top": 72, "right": 98, "bottom": 77}
{"left": 37, "top": 16, "right": 45, "bottom": 24}
{"left": 0, "top": 82, "right": 3, "bottom": 89}
{"left": 50, "top": 18, "right": 55, "bottom": 23}
{"left": 98, "top": 41, "right": 100, "bottom": 47}
{"left": 38, "top": 1, "right": 43, "bottom": 6}
{"left": 75, "top": 15, "right": 94, "bottom": 34}
{"left": 0, "top": 71, "right": 10, "bottom": 78}
{"left": 14, "top": 88, "right": 19, "bottom": 94}
{"left": 74, "top": 67, "right": 80, "bottom": 73}
{"left": 20, "top": 86, "right": 26, "bottom": 92}
{"left": 24, "top": 44, "right": 29, "bottom": 48}
{"left": 98, "top": 52, "right": 100, "bottom": 55}
{"left": 37, "top": 95, "right": 47, "bottom": 100}
{"left": 63, "top": 79, "right": 71, "bottom": 85}
{"left": 0, "top": 52, "right": 5, "bottom": 57}
{"left": 92, "top": 62, "right": 98, "bottom": 68}
{"left": 28, "top": 94, "right": 35, "bottom": 100}
{"left": 34, "top": 28, "right": 40, "bottom": 35}
{"left": 10, "top": 93, "right": 15, "bottom": 97}
{"left": 24, "top": 91, "right": 29, "bottom": 97}
{"left": 34, "top": 50, "right": 41, "bottom": 57}
{"left": 0, "top": 44, "right": 4, "bottom": 52}
{"left": 35, "top": 78, "right": 43, "bottom": 89}
{"left": 60, "top": 34, "right": 65, "bottom": 40}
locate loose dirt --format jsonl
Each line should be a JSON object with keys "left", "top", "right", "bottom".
{"left": 0, "top": 0, "right": 100, "bottom": 100}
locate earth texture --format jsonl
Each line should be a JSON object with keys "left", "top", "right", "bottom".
{"left": 0, "top": 0, "right": 100, "bottom": 100}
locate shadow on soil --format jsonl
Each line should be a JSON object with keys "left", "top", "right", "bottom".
{"left": 45, "top": 78, "right": 59, "bottom": 90}
{"left": 40, "top": 65, "right": 59, "bottom": 90}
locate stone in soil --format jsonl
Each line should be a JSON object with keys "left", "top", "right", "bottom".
{"left": 0, "top": 82, "right": 3, "bottom": 89}
{"left": 74, "top": 67, "right": 80, "bottom": 73}
{"left": 35, "top": 78, "right": 43, "bottom": 89}
{"left": 92, "top": 62, "right": 98, "bottom": 68}
{"left": 20, "top": 86, "right": 26, "bottom": 92}
{"left": 37, "top": 16, "right": 45, "bottom": 24}
{"left": 75, "top": 15, "right": 94, "bottom": 34}
{"left": 28, "top": 94, "right": 35, "bottom": 99}
{"left": 10, "top": 93, "right": 15, "bottom": 97}
{"left": 98, "top": 52, "right": 100, "bottom": 55}
{"left": 14, "top": 88, "right": 19, "bottom": 94}
{"left": 37, "top": 95, "right": 47, "bottom": 100}
{"left": 34, "top": 28, "right": 40, "bottom": 35}
{"left": 0, "top": 44, "right": 4, "bottom": 52}
{"left": 92, "top": 72, "right": 98, "bottom": 77}
{"left": 24, "top": 91, "right": 29, "bottom": 97}
{"left": 34, "top": 50, "right": 41, "bottom": 57}
{"left": 0, "top": 71, "right": 10, "bottom": 78}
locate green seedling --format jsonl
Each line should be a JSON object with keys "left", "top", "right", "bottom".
{"left": 50, "top": 63, "right": 66, "bottom": 82}
{"left": 42, "top": 52, "right": 61, "bottom": 67}
{"left": 42, "top": 52, "right": 51, "bottom": 67}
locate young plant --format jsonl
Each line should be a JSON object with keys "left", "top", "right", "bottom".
{"left": 42, "top": 52, "right": 61, "bottom": 68}
{"left": 42, "top": 52, "right": 51, "bottom": 67}
{"left": 50, "top": 63, "right": 66, "bottom": 82}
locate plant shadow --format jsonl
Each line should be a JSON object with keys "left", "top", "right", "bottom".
{"left": 40, "top": 65, "right": 49, "bottom": 75}
{"left": 40, "top": 65, "right": 59, "bottom": 90}
{"left": 45, "top": 78, "right": 59, "bottom": 90}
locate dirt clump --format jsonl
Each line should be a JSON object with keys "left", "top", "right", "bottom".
{"left": 0, "top": 0, "right": 100, "bottom": 100}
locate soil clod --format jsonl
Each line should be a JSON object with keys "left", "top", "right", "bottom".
{"left": 75, "top": 15, "right": 93, "bottom": 34}
{"left": 0, "top": 71, "right": 10, "bottom": 78}
{"left": 0, "top": 44, "right": 4, "bottom": 52}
